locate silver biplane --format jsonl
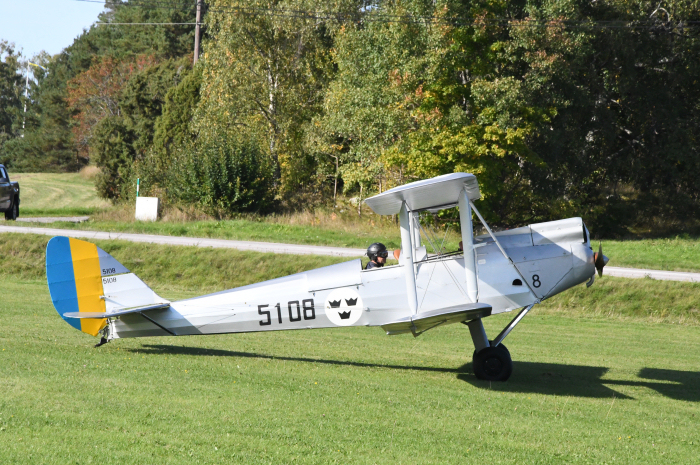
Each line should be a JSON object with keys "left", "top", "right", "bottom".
{"left": 46, "top": 173, "right": 608, "bottom": 381}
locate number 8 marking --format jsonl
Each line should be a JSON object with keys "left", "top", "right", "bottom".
{"left": 532, "top": 274, "right": 541, "bottom": 288}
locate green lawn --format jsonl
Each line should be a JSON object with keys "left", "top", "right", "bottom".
{"left": 14, "top": 217, "right": 405, "bottom": 250}
{"left": 603, "top": 237, "right": 700, "bottom": 272}
{"left": 11, "top": 172, "right": 111, "bottom": 216}
{"left": 1, "top": 235, "right": 700, "bottom": 463}
{"left": 2, "top": 277, "right": 699, "bottom": 464}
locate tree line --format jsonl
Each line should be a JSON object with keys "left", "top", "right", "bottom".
{"left": 1, "top": 0, "right": 699, "bottom": 235}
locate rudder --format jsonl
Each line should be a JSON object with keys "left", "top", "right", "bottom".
{"left": 46, "top": 236, "right": 163, "bottom": 337}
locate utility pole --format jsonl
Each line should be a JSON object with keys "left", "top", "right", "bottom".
{"left": 22, "top": 69, "right": 29, "bottom": 137}
{"left": 193, "top": 0, "right": 202, "bottom": 64}
{"left": 21, "top": 63, "right": 47, "bottom": 137}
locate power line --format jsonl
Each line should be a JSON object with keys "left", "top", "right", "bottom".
{"left": 74, "top": 0, "right": 197, "bottom": 11}
{"left": 96, "top": 22, "right": 198, "bottom": 25}
{"left": 72, "top": 0, "right": 700, "bottom": 29}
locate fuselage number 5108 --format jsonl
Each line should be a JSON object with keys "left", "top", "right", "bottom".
{"left": 259, "top": 299, "right": 315, "bottom": 326}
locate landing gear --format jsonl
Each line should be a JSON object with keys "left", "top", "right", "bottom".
{"left": 465, "top": 305, "right": 536, "bottom": 382}
{"left": 94, "top": 325, "right": 111, "bottom": 347}
{"left": 473, "top": 343, "right": 512, "bottom": 381}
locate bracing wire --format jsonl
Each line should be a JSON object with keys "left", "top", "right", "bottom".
{"left": 438, "top": 223, "right": 451, "bottom": 256}
{"left": 415, "top": 214, "right": 468, "bottom": 301}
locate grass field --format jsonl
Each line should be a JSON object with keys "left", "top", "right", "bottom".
{"left": 2, "top": 282, "right": 700, "bottom": 463}
{"left": 603, "top": 237, "right": 700, "bottom": 273}
{"left": 1, "top": 235, "right": 700, "bottom": 463}
{"left": 10, "top": 172, "right": 111, "bottom": 216}
{"left": 19, "top": 216, "right": 406, "bottom": 250}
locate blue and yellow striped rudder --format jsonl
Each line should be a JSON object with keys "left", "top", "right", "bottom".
{"left": 46, "top": 236, "right": 128, "bottom": 336}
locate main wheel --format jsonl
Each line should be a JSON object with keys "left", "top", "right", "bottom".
{"left": 473, "top": 342, "right": 509, "bottom": 358}
{"left": 473, "top": 344, "right": 513, "bottom": 381}
{"left": 4, "top": 202, "right": 17, "bottom": 221}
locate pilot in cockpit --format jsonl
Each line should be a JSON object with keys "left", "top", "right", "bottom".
{"left": 365, "top": 242, "right": 389, "bottom": 270}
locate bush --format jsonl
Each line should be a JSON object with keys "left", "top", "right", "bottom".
{"left": 91, "top": 116, "right": 135, "bottom": 200}
{"left": 163, "top": 134, "right": 275, "bottom": 215}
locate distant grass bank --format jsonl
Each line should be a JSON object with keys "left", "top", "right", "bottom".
{"left": 10, "top": 172, "right": 111, "bottom": 216}
{"left": 2, "top": 233, "right": 699, "bottom": 325}
{"left": 6, "top": 172, "right": 700, "bottom": 272}
{"left": 4, "top": 216, "right": 406, "bottom": 250}
{"left": 0, "top": 233, "right": 347, "bottom": 295}
{"left": 5, "top": 216, "right": 700, "bottom": 273}
{"left": 603, "top": 236, "right": 700, "bottom": 272}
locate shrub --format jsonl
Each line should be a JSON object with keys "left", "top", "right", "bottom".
{"left": 164, "top": 134, "right": 275, "bottom": 215}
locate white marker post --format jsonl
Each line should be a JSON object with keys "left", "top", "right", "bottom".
{"left": 134, "top": 179, "right": 159, "bottom": 221}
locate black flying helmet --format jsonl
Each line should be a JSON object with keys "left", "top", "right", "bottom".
{"left": 367, "top": 242, "right": 388, "bottom": 261}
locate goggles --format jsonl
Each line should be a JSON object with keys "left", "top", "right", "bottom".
{"left": 377, "top": 251, "right": 389, "bottom": 258}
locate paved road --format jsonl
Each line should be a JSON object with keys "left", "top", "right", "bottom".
{"left": 2, "top": 225, "right": 699, "bottom": 282}
{"left": 604, "top": 266, "right": 700, "bottom": 282}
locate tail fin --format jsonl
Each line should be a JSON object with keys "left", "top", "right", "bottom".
{"left": 46, "top": 237, "right": 166, "bottom": 337}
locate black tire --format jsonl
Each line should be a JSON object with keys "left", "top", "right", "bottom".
{"left": 4, "top": 201, "right": 17, "bottom": 221}
{"left": 472, "top": 341, "right": 509, "bottom": 357}
{"left": 473, "top": 344, "right": 513, "bottom": 381}
{"left": 495, "top": 342, "right": 510, "bottom": 357}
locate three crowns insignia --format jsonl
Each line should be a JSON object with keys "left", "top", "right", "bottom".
{"left": 328, "top": 295, "right": 359, "bottom": 320}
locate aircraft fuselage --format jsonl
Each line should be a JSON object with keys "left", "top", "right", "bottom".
{"left": 109, "top": 217, "right": 595, "bottom": 339}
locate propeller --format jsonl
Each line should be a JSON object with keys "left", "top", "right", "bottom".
{"left": 593, "top": 242, "right": 609, "bottom": 277}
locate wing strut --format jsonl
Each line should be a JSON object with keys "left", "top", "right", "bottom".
{"left": 458, "top": 188, "right": 478, "bottom": 302}
{"left": 468, "top": 199, "right": 540, "bottom": 303}
{"left": 399, "top": 202, "right": 419, "bottom": 315}
{"left": 491, "top": 304, "right": 535, "bottom": 347}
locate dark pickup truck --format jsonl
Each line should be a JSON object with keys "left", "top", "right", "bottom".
{"left": 0, "top": 164, "right": 20, "bottom": 220}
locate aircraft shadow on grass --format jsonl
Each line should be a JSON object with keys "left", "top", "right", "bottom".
{"left": 134, "top": 344, "right": 700, "bottom": 402}
{"left": 457, "top": 362, "right": 700, "bottom": 402}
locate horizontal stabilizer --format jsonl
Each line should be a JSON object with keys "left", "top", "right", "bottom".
{"left": 64, "top": 302, "right": 170, "bottom": 319}
{"left": 382, "top": 303, "right": 492, "bottom": 336}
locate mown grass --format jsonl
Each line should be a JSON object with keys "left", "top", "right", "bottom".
{"left": 9, "top": 172, "right": 111, "bottom": 217}
{"left": 19, "top": 217, "right": 405, "bottom": 249}
{"left": 2, "top": 275, "right": 700, "bottom": 463}
{"left": 0, "top": 233, "right": 347, "bottom": 293}
{"left": 603, "top": 236, "right": 700, "bottom": 272}
{"left": 18, "top": 207, "right": 103, "bottom": 217}
{"left": 538, "top": 275, "right": 700, "bottom": 325}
